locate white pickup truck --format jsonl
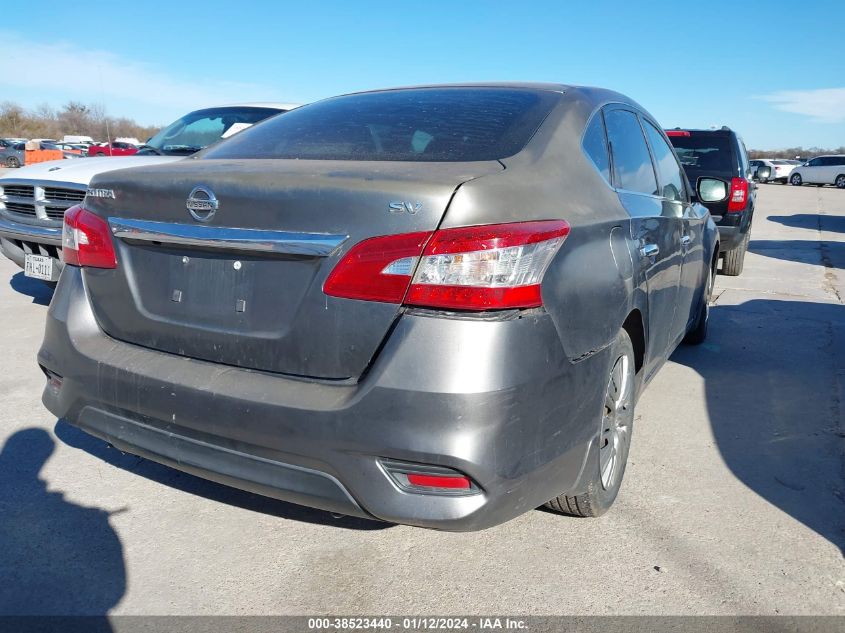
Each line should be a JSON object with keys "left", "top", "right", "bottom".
{"left": 0, "top": 102, "right": 298, "bottom": 282}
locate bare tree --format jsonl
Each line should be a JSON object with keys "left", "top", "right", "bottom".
{"left": 0, "top": 100, "right": 161, "bottom": 142}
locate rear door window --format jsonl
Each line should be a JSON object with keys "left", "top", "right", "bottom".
{"left": 642, "top": 120, "right": 687, "bottom": 202}
{"left": 582, "top": 112, "right": 611, "bottom": 183}
{"left": 204, "top": 88, "right": 559, "bottom": 162}
{"left": 604, "top": 109, "right": 658, "bottom": 196}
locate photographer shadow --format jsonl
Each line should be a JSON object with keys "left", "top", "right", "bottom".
{"left": 0, "top": 428, "right": 123, "bottom": 630}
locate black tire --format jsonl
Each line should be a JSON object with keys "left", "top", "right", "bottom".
{"left": 6, "top": 156, "right": 20, "bottom": 168}
{"left": 836, "top": 175, "right": 845, "bottom": 189}
{"left": 684, "top": 256, "right": 714, "bottom": 345}
{"left": 95, "top": 151, "right": 105, "bottom": 156}
{"left": 545, "top": 329, "right": 635, "bottom": 518}
{"left": 722, "top": 231, "right": 748, "bottom": 276}
{"left": 790, "top": 173, "right": 803, "bottom": 186}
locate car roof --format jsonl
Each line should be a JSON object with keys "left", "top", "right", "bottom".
{"left": 322, "top": 83, "right": 646, "bottom": 116}
{"left": 342, "top": 82, "right": 570, "bottom": 95}
{"left": 215, "top": 102, "right": 302, "bottom": 110}
{"left": 667, "top": 127, "right": 734, "bottom": 135}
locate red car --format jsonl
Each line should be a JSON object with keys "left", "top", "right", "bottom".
{"left": 87, "top": 141, "right": 138, "bottom": 157}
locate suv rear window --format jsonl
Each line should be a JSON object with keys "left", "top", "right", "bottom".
{"left": 667, "top": 134, "right": 733, "bottom": 172}
{"left": 202, "top": 88, "right": 558, "bottom": 162}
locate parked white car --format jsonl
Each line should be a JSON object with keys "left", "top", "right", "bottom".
{"left": 749, "top": 159, "right": 776, "bottom": 182}
{"left": 789, "top": 155, "right": 845, "bottom": 188}
{"left": 769, "top": 159, "right": 799, "bottom": 183}
{"left": 750, "top": 158, "right": 797, "bottom": 183}
{"left": 0, "top": 102, "right": 299, "bottom": 282}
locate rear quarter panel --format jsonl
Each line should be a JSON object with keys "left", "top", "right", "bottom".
{"left": 441, "top": 93, "right": 645, "bottom": 363}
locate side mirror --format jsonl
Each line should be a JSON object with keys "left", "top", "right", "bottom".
{"left": 697, "top": 177, "right": 729, "bottom": 203}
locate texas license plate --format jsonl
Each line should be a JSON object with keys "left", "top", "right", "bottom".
{"left": 24, "top": 254, "right": 53, "bottom": 280}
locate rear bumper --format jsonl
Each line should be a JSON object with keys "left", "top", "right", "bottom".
{"left": 715, "top": 210, "right": 752, "bottom": 253}
{"left": 716, "top": 224, "right": 742, "bottom": 252}
{"left": 38, "top": 266, "right": 608, "bottom": 531}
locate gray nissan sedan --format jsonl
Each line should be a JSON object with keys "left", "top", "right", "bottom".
{"left": 39, "top": 84, "right": 719, "bottom": 530}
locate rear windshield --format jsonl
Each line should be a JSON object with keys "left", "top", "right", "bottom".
{"left": 667, "top": 134, "right": 733, "bottom": 172}
{"left": 202, "top": 88, "right": 558, "bottom": 162}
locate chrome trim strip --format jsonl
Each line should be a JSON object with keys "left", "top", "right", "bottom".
{"left": 0, "top": 177, "right": 88, "bottom": 191}
{"left": 0, "top": 216, "right": 63, "bottom": 245}
{"left": 108, "top": 218, "right": 348, "bottom": 257}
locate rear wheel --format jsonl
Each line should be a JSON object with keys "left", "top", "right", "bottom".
{"left": 545, "top": 329, "right": 635, "bottom": 518}
{"left": 790, "top": 173, "right": 803, "bottom": 186}
{"left": 722, "top": 231, "right": 748, "bottom": 276}
{"left": 6, "top": 156, "right": 20, "bottom": 168}
{"left": 95, "top": 151, "right": 105, "bottom": 156}
{"left": 835, "top": 175, "right": 845, "bottom": 189}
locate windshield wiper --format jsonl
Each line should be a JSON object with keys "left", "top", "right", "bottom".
{"left": 136, "top": 144, "right": 162, "bottom": 155}
{"left": 162, "top": 144, "right": 204, "bottom": 155}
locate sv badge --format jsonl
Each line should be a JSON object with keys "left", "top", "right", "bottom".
{"left": 389, "top": 201, "right": 422, "bottom": 215}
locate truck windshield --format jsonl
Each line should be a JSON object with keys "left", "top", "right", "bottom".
{"left": 138, "top": 106, "right": 287, "bottom": 156}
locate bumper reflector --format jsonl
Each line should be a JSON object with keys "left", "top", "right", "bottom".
{"left": 406, "top": 473, "right": 471, "bottom": 489}
{"left": 381, "top": 458, "right": 479, "bottom": 495}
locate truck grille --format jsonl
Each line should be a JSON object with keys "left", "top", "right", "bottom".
{"left": 45, "top": 207, "right": 68, "bottom": 220}
{"left": 1, "top": 182, "right": 86, "bottom": 221}
{"left": 5, "top": 202, "right": 37, "bottom": 217}
{"left": 44, "top": 187, "right": 85, "bottom": 203}
{"left": 3, "top": 185, "right": 35, "bottom": 198}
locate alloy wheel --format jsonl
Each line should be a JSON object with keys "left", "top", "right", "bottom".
{"left": 600, "top": 352, "right": 634, "bottom": 490}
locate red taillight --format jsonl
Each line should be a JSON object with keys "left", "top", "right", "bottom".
{"left": 727, "top": 177, "right": 748, "bottom": 212}
{"left": 323, "top": 220, "right": 570, "bottom": 311}
{"left": 323, "top": 231, "right": 432, "bottom": 303}
{"left": 406, "top": 473, "right": 471, "bottom": 489}
{"left": 665, "top": 130, "right": 690, "bottom": 137}
{"left": 62, "top": 205, "right": 117, "bottom": 269}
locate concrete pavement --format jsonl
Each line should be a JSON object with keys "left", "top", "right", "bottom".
{"left": 0, "top": 183, "right": 842, "bottom": 615}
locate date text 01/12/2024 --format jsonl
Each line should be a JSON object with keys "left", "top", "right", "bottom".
{"left": 307, "top": 617, "right": 528, "bottom": 630}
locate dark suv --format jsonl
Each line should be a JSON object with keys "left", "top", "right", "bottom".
{"left": 666, "top": 127, "right": 754, "bottom": 276}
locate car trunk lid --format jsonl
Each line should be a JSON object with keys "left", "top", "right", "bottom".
{"left": 81, "top": 159, "right": 501, "bottom": 379}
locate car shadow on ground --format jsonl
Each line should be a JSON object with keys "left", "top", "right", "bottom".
{"left": 53, "top": 420, "right": 391, "bottom": 531}
{"left": 0, "top": 428, "right": 122, "bottom": 628}
{"left": 768, "top": 213, "right": 845, "bottom": 234}
{"left": 9, "top": 272, "right": 54, "bottom": 306}
{"left": 750, "top": 239, "right": 845, "bottom": 269}
{"left": 672, "top": 299, "right": 845, "bottom": 557}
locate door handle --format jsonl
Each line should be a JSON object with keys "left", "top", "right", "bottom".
{"left": 639, "top": 243, "right": 659, "bottom": 258}
{"left": 681, "top": 235, "right": 691, "bottom": 246}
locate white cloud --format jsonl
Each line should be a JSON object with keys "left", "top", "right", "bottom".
{"left": 0, "top": 32, "right": 279, "bottom": 122}
{"left": 758, "top": 87, "right": 845, "bottom": 123}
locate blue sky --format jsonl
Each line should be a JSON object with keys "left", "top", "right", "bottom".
{"left": 1, "top": 1, "right": 843, "bottom": 149}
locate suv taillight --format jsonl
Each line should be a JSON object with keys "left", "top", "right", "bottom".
{"left": 323, "top": 220, "right": 570, "bottom": 311}
{"left": 62, "top": 205, "right": 117, "bottom": 269}
{"left": 727, "top": 177, "right": 748, "bottom": 213}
